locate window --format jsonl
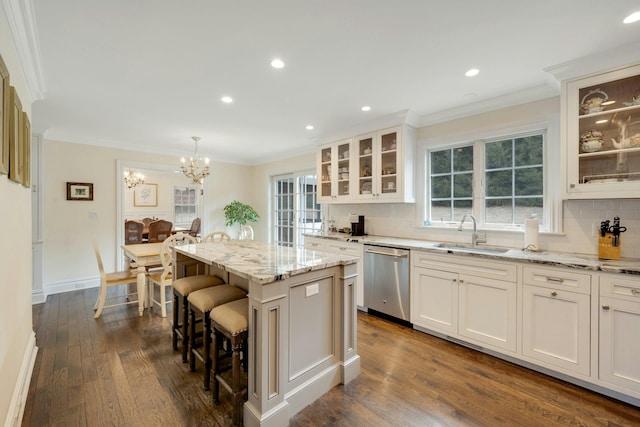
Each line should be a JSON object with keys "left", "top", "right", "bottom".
{"left": 173, "top": 186, "right": 198, "bottom": 228}
{"left": 273, "top": 171, "right": 321, "bottom": 247}
{"left": 485, "top": 134, "right": 543, "bottom": 225}
{"left": 427, "top": 130, "right": 545, "bottom": 229}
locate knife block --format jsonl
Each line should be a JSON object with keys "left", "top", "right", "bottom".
{"left": 598, "top": 233, "right": 620, "bottom": 260}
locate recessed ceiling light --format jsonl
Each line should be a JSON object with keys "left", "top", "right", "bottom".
{"left": 596, "top": 119, "right": 608, "bottom": 124}
{"left": 305, "top": 125, "right": 314, "bottom": 130}
{"left": 271, "top": 58, "right": 285, "bottom": 69}
{"left": 361, "top": 106, "right": 371, "bottom": 112}
{"left": 465, "top": 68, "right": 480, "bottom": 77}
{"left": 221, "top": 96, "right": 233, "bottom": 103}
{"left": 623, "top": 11, "right": 640, "bottom": 24}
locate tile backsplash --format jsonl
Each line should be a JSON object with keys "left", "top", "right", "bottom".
{"left": 325, "top": 199, "right": 640, "bottom": 258}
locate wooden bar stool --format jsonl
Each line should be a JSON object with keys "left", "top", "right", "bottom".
{"left": 172, "top": 275, "right": 225, "bottom": 362}
{"left": 210, "top": 298, "right": 249, "bottom": 426}
{"left": 188, "top": 285, "right": 247, "bottom": 390}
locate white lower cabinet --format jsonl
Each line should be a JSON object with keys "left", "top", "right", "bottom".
{"left": 521, "top": 265, "right": 592, "bottom": 376}
{"left": 411, "top": 267, "right": 458, "bottom": 335}
{"left": 459, "top": 274, "right": 517, "bottom": 353}
{"left": 304, "top": 236, "right": 365, "bottom": 308}
{"left": 599, "top": 274, "right": 640, "bottom": 394}
{"left": 522, "top": 285, "right": 591, "bottom": 376}
{"left": 410, "top": 251, "right": 517, "bottom": 353}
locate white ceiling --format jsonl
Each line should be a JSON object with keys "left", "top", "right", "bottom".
{"left": 26, "top": 1, "right": 640, "bottom": 164}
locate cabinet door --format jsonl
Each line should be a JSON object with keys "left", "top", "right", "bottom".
{"left": 411, "top": 267, "right": 458, "bottom": 335}
{"left": 522, "top": 285, "right": 590, "bottom": 376}
{"left": 599, "top": 296, "right": 640, "bottom": 393}
{"left": 317, "top": 144, "right": 335, "bottom": 202}
{"left": 458, "top": 275, "right": 516, "bottom": 352}
{"left": 376, "top": 127, "right": 401, "bottom": 201}
{"left": 317, "top": 140, "right": 352, "bottom": 203}
{"left": 355, "top": 132, "right": 375, "bottom": 199}
{"left": 564, "top": 63, "right": 640, "bottom": 198}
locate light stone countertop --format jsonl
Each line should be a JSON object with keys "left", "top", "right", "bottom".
{"left": 305, "top": 232, "right": 640, "bottom": 276}
{"left": 174, "top": 240, "right": 359, "bottom": 285}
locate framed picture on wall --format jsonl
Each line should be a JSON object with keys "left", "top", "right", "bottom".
{"left": 0, "top": 54, "right": 9, "bottom": 175}
{"left": 134, "top": 183, "right": 157, "bottom": 207}
{"left": 8, "top": 86, "right": 22, "bottom": 184}
{"left": 21, "top": 111, "right": 30, "bottom": 188}
{"left": 67, "top": 182, "right": 94, "bottom": 200}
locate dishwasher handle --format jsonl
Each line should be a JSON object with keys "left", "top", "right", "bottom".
{"left": 364, "top": 247, "right": 409, "bottom": 258}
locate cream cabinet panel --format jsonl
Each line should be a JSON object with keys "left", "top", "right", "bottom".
{"left": 599, "top": 274, "right": 640, "bottom": 394}
{"left": 411, "top": 267, "right": 458, "bottom": 335}
{"left": 563, "top": 62, "right": 640, "bottom": 198}
{"left": 304, "top": 237, "right": 364, "bottom": 308}
{"left": 522, "top": 285, "right": 591, "bottom": 376}
{"left": 458, "top": 274, "right": 517, "bottom": 353}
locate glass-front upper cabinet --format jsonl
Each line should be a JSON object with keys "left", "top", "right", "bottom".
{"left": 564, "top": 63, "right": 640, "bottom": 198}
{"left": 317, "top": 139, "right": 351, "bottom": 203}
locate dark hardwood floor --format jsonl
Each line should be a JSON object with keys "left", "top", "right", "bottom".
{"left": 23, "top": 288, "right": 640, "bottom": 426}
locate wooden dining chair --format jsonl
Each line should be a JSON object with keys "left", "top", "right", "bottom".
{"left": 92, "top": 237, "right": 140, "bottom": 318}
{"left": 148, "top": 233, "right": 197, "bottom": 317}
{"left": 124, "top": 220, "right": 144, "bottom": 244}
{"left": 201, "top": 231, "right": 232, "bottom": 243}
{"left": 187, "top": 218, "right": 201, "bottom": 238}
{"left": 148, "top": 219, "right": 173, "bottom": 243}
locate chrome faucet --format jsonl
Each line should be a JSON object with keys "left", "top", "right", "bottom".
{"left": 458, "top": 214, "right": 486, "bottom": 246}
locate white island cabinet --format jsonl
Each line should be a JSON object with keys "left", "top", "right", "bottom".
{"left": 563, "top": 62, "right": 640, "bottom": 198}
{"left": 173, "top": 240, "right": 360, "bottom": 427}
{"left": 599, "top": 273, "right": 640, "bottom": 395}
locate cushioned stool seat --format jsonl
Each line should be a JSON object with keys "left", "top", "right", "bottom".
{"left": 172, "top": 275, "right": 225, "bottom": 362}
{"left": 188, "top": 285, "right": 247, "bottom": 390}
{"left": 211, "top": 298, "right": 249, "bottom": 426}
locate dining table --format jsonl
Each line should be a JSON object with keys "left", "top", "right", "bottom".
{"left": 121, "top": 242, "right": 163, "bottom": 315}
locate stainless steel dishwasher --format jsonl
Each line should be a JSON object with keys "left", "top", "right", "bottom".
{"left": 364, "top": 244, "right": 410, "bottom": 323}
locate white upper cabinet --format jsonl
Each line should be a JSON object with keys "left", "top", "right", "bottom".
{"left": 317, "top": 125, "right": 415, "bottom": 204}
{"left": 317, "top": 138, "right": 352, "bottom": 203}
{"left": 563, "top": 62, "right": 640, "bottom": 198}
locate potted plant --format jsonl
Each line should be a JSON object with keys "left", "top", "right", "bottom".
{"left": 223, "top": 200, "right": 260, "bottom": 227}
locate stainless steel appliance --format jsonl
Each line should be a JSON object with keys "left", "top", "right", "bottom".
{"left": 364, "top": 244, "right": 410, "bottom": 323}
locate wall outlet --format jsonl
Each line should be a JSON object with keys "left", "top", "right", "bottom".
{"left": 306, "top": 283, "right": 319, "bottom": 297}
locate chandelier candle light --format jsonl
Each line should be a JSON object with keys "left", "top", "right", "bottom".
{"left": 123, "top": 169, "right": 145, "bottom": 189}
{"left": 181, "top": 136, "right": 210, "bottom": 185}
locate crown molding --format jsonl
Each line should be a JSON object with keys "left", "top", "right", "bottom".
{"left": 544, "top": 40, "right": 640, "bottom": 82}
{"left": 415, "top": 84, "right": 559, "bottom": 128}
{"left": 3, "top": 0, "right": 46, "bottom": 101}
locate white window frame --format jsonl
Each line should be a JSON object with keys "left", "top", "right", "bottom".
{"left": 271, "top": 169, "right": 321, "bottom": 248}
{"left": 419, "top": 117, "right": 562, "bottom": 234}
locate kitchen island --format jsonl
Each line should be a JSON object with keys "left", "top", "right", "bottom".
{"left": 173, "top": 240, "right": 360, "bottom": 427}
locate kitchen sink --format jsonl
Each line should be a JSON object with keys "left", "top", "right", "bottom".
{"left": 433, "top": 242, "right": 511, "bottom": 254}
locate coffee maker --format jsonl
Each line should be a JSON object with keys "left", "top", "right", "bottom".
{"left": 348, "top": 214, "right": 365, "bottom": 236}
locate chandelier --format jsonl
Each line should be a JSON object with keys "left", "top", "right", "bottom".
{"left": 123, "top": 169, "right": 145, "bottom": 189}
{"left": 181, "top": 136, "right": 210, "bottom": 184}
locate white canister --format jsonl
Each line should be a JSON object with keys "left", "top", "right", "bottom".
{"left": 524, "top": 216, "right": 540, "bottom": 251}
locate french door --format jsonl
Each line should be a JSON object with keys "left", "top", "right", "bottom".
{"left": 273, "top": 171, "right": 321, "bottom": 247}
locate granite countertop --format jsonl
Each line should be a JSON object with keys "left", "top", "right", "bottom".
{"left": 305, "top": 232, "right": 640, "bottom": 275}
{"left": 174, "top": 240, "right": 359, "bottom": 285}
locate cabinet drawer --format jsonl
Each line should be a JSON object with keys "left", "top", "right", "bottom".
{"left": 600, "top": 274, "right": 640, "bottom": 302}
{"left": 325, "top": 241, "right": 362, "bottom": 257}
{"left": 412, "top": 250, "right": 516, "bottom": 282}
{"left": 522, "top": 266, "right": 591, "bottom": 295}
{"left": 304, "top": 237, "right": 327, "bottom": 251}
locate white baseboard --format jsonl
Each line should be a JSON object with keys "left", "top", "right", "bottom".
{"left": 3, "top": 331, "right": 38, "bottom": 427}
{"left": 31, "top": 289, "right": 45, "bottom": 305}
{"left": 45, "top": 276, "right": 100, "bottom": 296}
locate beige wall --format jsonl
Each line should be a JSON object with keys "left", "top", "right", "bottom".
{"left": 42, "top": 140, "right": 253, "bottom": 287}
{"left": 0, "top": 6, "right": 34, "bottom": 424}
